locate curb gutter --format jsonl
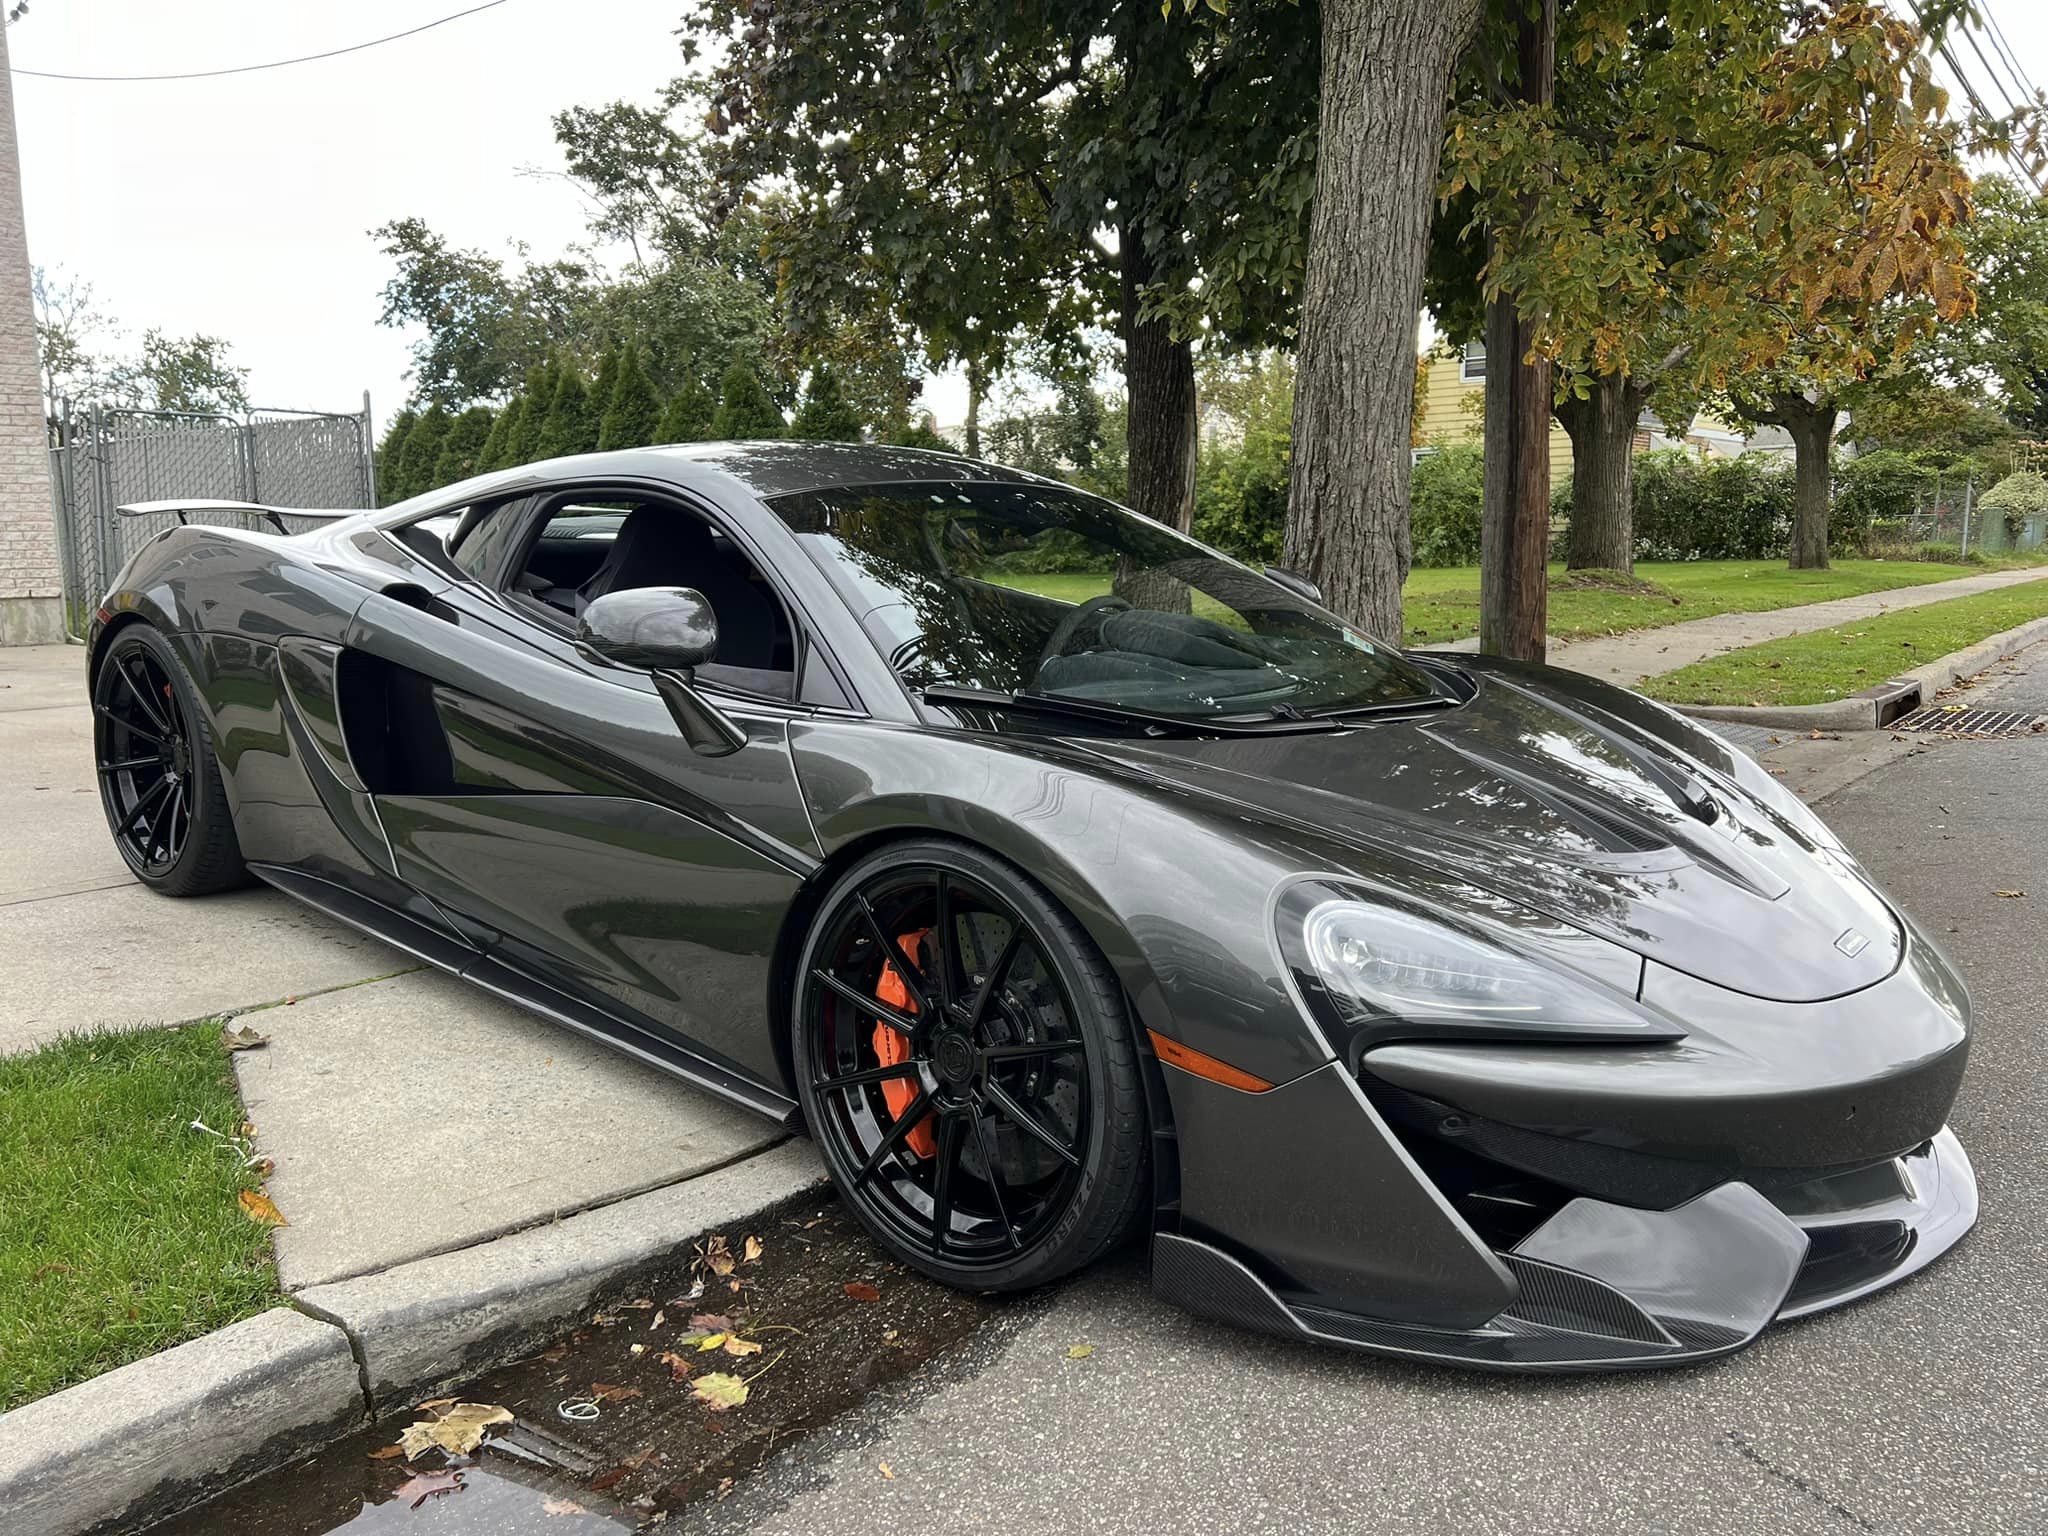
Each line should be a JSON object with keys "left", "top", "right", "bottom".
{"left": 0, "top": 1141, "right": 825, "bottom": 1535}
{"left": 1672, "top": 615, "right": 2048, "bottom": 733}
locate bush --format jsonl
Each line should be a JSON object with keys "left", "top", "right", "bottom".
{"left": 1979, "top": 470, "right": 2048, "bottom": 518}
{"left": 1408, "top": 442, "right": 1485, "bottom": 566}
{"left": 1193, "top": 421, "right": 1289, "bottom": 564}
{"left": 1628, "top": 451, "right": 1791, "bottom": 560}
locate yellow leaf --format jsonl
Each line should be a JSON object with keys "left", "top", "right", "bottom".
{"left": 743, "top": 1235, "right": 763, "bottom": 1263}
{"left": 692, "top": 1371, "right": 748, "bottom": 1411}
{"left": 698, "top": 1332, "right": 729, "bottom": 1352}
{"left": 396, "top": 1403, "right": 513, "bottom": 1460}
{"left": 238, "top": 1189, "right": 287, "bottom": 1227}
{"left": 1067, "top": 1343, "right": 1095, "bottom": 1359}
{"left": 723, "top": 1336, "right": 763, "bottom": 1357}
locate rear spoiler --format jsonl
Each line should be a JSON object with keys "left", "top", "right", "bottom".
{"left": 115, "top": 499, "right": 364, "bottom": 536}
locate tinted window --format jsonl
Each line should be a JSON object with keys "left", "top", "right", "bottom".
{"left": 772, "top": 481, "right": 1437, "bottom": 720}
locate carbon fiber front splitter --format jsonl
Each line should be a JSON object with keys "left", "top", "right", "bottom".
{"left": 1151, "top": 1128, "right": 1976, "bottom": 1373}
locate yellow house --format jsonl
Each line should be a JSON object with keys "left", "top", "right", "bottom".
{"left": 1413, "top": 342, "right": 1754, "bottom": 477}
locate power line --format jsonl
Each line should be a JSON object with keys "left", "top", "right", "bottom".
{"left": 1909, "top": 0, "right": 2047, "bottom": 194}
{"left": 10, "top": 0, "right": 510, "bottom": 83}
{"left": 1981, "top": 2, "right": 2043, "bottom": 104}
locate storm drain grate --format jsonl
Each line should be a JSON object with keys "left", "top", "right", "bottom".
{"left": 1890, "top": 705, "right": 2048, "bottom": 738}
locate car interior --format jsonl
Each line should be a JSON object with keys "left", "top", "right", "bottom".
{"left": 510, "top": 496, "right": 800, "bottom": 700}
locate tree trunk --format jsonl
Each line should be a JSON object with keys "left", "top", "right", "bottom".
{"left": 963, "top": 357, "right": 985, "bottom": 459}
{"left": 1775, "top": 392, "right": 1838, "bottom": 570}
{"left": 1286, "top": 0, "right": 1484, "bottom": 643}
{"left": 1478, "top": 0, "right": 1554, "bottom": 662}
{"left": 1556, "top": 372, "right": 1641, "bottom": 575}
{"left": 1120, "top": 235, "right": 1197, "bottom": 534}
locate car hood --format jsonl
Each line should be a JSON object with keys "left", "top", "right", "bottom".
{"left": 1075, "top": 668, "right": 1901, "bottom": 1003}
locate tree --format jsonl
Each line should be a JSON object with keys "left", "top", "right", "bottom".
{"left": 537, "top": 359, "right": 599, "bottom": 459}
{"left": 113, "top": 330, "right": 250, "bottom": 415}
{"left": 31, "top": 266, "right": 120, "bottom": 420}
{"left": 656, "top": 376, "right": 717, "bottom": 443}
{"left": 392, "top": 405, "right": 451, "bottom": 503}
{"left": 431, "top": 405, "right": 497, "bottom": 487}
{"left": 710, "top": 359, "right": 785, "bottom": 439}
{"left": 589, "top": 344, "right": 623, "bottom": 428}
{"left": 1285, "top": 0, "right": 1485, "bottom": 639}
{"left": 1909, "top": 176, "right": 2048, "bottom": 437}
{"left": 599, "top": 344, "right": 665, "bottom": 449}
{"left": 688, "top": 1, "right": 1317, "bottom": 536}
{"left": 791, "top": 365, "right": 864, "bottom": 442}
{"left": 510, "top": 359, "right": 558, "bottom": 463}
{"left": 475, "top": 397, "right": 519, "bottom": 472}
{"left": 376, "top": 408, "right": 419, "bottom": 506}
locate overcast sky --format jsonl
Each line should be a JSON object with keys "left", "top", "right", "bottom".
{"left": 10, "top": 2, "right": 2047, "bottom": 435}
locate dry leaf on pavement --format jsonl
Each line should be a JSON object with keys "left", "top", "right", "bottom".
{"left": 366, "top": 1444, "right": 407, "bottom": 1461}
{"left": 221, "top": 1024, "right": 269, "bottom": 1051}
{"left": 657, "top": 1350, "right": 693, "bottom": 1380}
{"left": 723, "top": 1336, "right": 763, "bottom": 1357}
{"left": 843, "top": 1281, "right": 881, "bottom": 1302}
{"left": 542, "top": 1498, "right": 587, "bottom": 1517}
{"left": 1067, "top": 1343, "right": 1095, "bottom": 1359}
{"left": 743, "top": 1235, "right": 763, "bottom": 1262}
{"left": 1994, "top": 889, "right": 2027, "bottom": 898}
{"left": 692, "top": 1372, "right": 748, "bottom": 1411}
{"left": 689, "top": 1313, "right": 734, "bottom": 1332}
{"left": 697, "top": 1332, "right": 729, "bottom": 1352}
{"left": 590, "top": 1382, "right": 643, "bottom": 1403}
{"left": 395, "top": 1469, "right": 465, "bottom": 1509}
{"left": 396, "top": 1403, "right": 513, "bottom": 1460}
{"left": 880, "top": 1461, "right": 896, "bottom": 1480}
{"left": 238, "top": 1189, "right": 287, "bottom": 1227}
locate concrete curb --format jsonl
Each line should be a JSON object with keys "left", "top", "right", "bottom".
{"left": 297, "top": 1138, "right": 826, "bottom": 1415}
{"left": 0, "top": 1308, "right": 365, "bottom": 1536}
{"left": 1672, "top": 615, "right": 2048, "bottom": 733}
{"left": 0, "top": 1140, "right": 825, "bottom": 1534}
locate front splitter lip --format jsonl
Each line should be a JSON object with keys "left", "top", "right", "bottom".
{"left": 1774, "top": 1126, "right": 1978, "bottom": 1320}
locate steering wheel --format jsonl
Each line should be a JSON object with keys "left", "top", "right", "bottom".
{"left": 1036, "top": 593, "right": 1132, "bottom": 679}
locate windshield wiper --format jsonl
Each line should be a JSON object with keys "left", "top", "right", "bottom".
{"left": 920, "top": 686, "right": 1343, "bottom": 737}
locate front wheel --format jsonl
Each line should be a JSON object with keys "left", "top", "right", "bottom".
{"left": 92, "top": 625, "right": 249, "bottom": 896}
{"left": 793, "top": 839, "right": 1147, "bottom": 1292}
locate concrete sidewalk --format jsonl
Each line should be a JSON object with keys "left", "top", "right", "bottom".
{"left": 0, "top": 640, "right": 807, "bottom": 1300}
{"left": 1443, "top": 563, "right": 2048, "bottom": 683}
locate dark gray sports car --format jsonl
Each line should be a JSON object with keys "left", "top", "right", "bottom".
{"left": 86, "top": 442, "right": 1974, "bottom": 1371}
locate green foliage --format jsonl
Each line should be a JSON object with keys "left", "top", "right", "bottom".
{"left": 1408, "top": 443, "right": 1488, "bottom": 568}
{"left": 791, "top": 365, "right": 865, "bottom": 442}
{"left": 1627, "top": 451, "right": 1793, "bottom": 561}
{"left": 1979, "top": 470, "right": 2048, "bottom": 518}
{"left": 431, "top": 406, "right": 496, "bottom": 488}
{"left": 537, "top": 359, "right": 599, "bottom": 459}
{"left": 392, "top": 405, "right": 451, "bottom": 503}
{"left": 375, "top": 408, "right": 419, "bottom": 507}
{"left": 599, "top": 344, "right": 665, "bottom": 450}
{"left": 1192, "top": 353, "right": 1294, "bottom": 564}
{"left": 656, "top": 376, "right": 717, "bottom": 443}
{"left": 982, "top": 380, "right": 1119, "bottom": 500}
{"left": 475, "top": 398, "right": 518, "bottom": 473}
{"left": 877, "top": 415, "right": 959, "bottom": 453}
{"left": 590, "top": 345, "right": 623, "bottom": 425}
{"left": 510, "top": 359, "right": 556, "bottom": 463}
{"left": 710, "top": 359, "right": 785, "bottom": 439}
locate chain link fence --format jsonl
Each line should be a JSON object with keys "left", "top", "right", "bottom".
{"left": 46, "top": 400, "right": 375, "bottom": 638}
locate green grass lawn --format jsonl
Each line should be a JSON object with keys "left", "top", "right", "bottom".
{"left": 994, "top": 558, "right": 2045, "bottom": 649}
{"left": 0, "top": 1023, "right": 279, "bottom": 1410}
{"left": 1642, "top": 581, "right": 2048, "bottom": 707}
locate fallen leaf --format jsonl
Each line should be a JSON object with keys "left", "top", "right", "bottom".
{"left": 395, "top": 1469, "right": 465, "bottom": 1509}
{"left": 716, "top": 1477, "right": 735, "bottom": 1500}
{"left": 540, "top": 1343, "right": 569, "bottom": 1363}
{"left": 366, "top": 1443, "right": 407, "bottom": 1461}
{"left": 697, "top": 1332, "right": 729, "bottom": 1352}
{"left": 1066, "top": 1343, "right": 1095, "bottom": 1359}
{"left": 880, "top": 1461, "right": 896, "bottom": 1480}
{"left": 727, "top": 1278, "right": 742, "bottom": 1293}
{"left": 621, "top": 1446, "right": 664, "bottom": 1470}
{"left": 1994, "top": 889, "right": 2027, "bottom": 899}
{"left": 689, "top": 1313, "right": 734, "bottom": 1332}
{"left": 844, "top": 1281, "right": 881, "bottom": 1303}
{"left": 590, "top": 1382, "right": 643, "bottom": 1403}
{"left": 589, "top": 1465, "right": 631, "bottom": 1492}
{"left": 238, "top": 1189, "right": 287, "bottom": 1227}
{"left": 650, "top": 1310, "right": 665, "bottom": 1331}
{"left": 657, "top": 1351, "right": 693, "bottom": 1380}
{"left": 620, "top": 1297, "right": 655, "bottom": 1310}
{"left": 397, "top": 1403, "right": 513, "bottom": 1459}
{"left": 629, "top": 1343, "right": 646, "bottom": 1356}
{"left": 723, "top": 1337, "right": 763, "bottom": 1358}
{"left": 700, "top": 1235, "right": 737, "bottom": 1277}
{"left": 221, "top": 1024, "right": 269, "bottom": 1052}
{"left": 542, "top": 1498, "right": 587, "bottom": 1517}
{"left": 692, "top": 1371, "right": 748, "bottom": 1411}
{"left": 743, "top": 1235, "right": 763, "bottom": 1263}
{"left": 249, "top": 1157, "right": 275, "bottom": 1178}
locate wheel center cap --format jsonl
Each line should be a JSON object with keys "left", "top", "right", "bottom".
{"left": 934, "top": 1032, "right": 975, "bottom": 1086}
{"left": 170, "top": 740, "right": 189, "bottom": 775}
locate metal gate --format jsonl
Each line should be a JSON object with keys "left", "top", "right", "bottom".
{"left": 46, "top": 400, "right": 376, "bottom": 639}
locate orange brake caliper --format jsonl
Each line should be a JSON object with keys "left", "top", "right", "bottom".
{"left": 875, "top": 928, "right": 937, "bottom": 1159}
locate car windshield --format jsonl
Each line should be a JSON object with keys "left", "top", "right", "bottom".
{"left": 770, "top": 480, "right": 1441, "bottom": 720}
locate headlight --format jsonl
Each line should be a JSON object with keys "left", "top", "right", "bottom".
{"left": 1277, "top": 881, "right": 1685, "bottom": 1063}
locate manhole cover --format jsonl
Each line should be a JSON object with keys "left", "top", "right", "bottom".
{"left": 1890, "top": 705, "right": 2048, "bottom": 738}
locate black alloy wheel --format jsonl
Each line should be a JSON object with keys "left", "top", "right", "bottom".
{"left": 92, "top": 626, "right": 248, "bottom": 895}
{"left": 794, "top": 840, "right": 1147, "bottom": 1291}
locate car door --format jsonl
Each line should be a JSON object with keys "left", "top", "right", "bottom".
{"left": 333, "top": 483, "right": 833, "bottom": 1094}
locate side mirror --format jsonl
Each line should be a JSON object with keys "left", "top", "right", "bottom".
{"left": 577, "top": 587, "right": 719, "bottom": 673}
{"left": 578, "top": 587, "right": 746, "bottom": 758}
{"left": 1263, "top": 565, "right": 1325, "bottom": 606}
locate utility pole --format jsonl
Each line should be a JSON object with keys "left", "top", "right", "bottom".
{"left": 1479, "top": 0, "right": 1555, "bottom": 663}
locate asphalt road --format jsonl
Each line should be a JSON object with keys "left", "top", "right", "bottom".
{"left": 689, "top": 655, "right": 2048, "bottom": 1536}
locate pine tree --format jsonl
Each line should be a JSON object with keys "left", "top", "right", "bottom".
{"left": 394, "top": 405, "right": 451, "bottom": 501}
{"left": 475, "top": 398, "right": 518, "bottom": 472}
{"left": 431, "top": 405, "right": 496, "bottom": 488}
{"left": 656, "top": 377, "right": 717, "bottom": 443}
{"left": 376, "top": 408, "right": 418, "bottom": 506}
{"left": 599, "top": 343, "right": 665, "bottom": 450}
{"left": 510, "top": 360, "right": 557, "bottom": 465}
{"left": 537, "top": 359, "right": 599, "bottom": 459}
{"left": 710, "top": 358, "right": 786, "bottom": 439}
{"left": 790, "top": 365, "right": 864, "bottom": 442}
{"left": 590, "top": 345, "right": 623, "bottom": 429}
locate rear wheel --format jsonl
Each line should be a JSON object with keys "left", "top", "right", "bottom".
{"left": 793, "top": 840, "right": 1147, "bottom": 1291}
{"left": 93, "top": 625, "right": 249, "bottom": 896}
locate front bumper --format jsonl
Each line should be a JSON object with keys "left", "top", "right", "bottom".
{"left": 1154, "top": 1126, "right": 1975, "bottom": 1372}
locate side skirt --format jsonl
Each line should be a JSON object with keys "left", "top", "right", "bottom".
{"left": 249, "top": 862, "right": 799, "bottom": 1126}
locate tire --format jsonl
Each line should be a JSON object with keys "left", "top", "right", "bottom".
{"left": 92, "top": 624, "right": 250, "bottom": 896}
{"left": 793, "top": 837, "right": 1147, "bottom": 1292}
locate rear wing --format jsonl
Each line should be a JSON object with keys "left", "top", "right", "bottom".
{"left": 115, "top": 499, "right": 364, "bottom": 536}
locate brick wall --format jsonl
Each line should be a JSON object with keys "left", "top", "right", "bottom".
{"left": 0, "top": 20, "right": 61, "bottom": 642}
